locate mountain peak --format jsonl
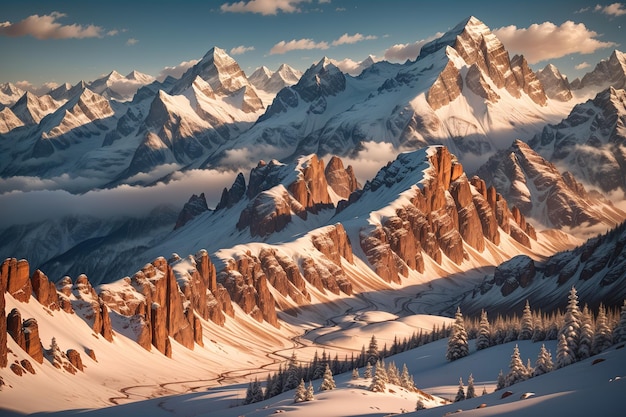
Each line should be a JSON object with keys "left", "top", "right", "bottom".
{"left": 419, "top": 15, "right": 491, "bottom": 59}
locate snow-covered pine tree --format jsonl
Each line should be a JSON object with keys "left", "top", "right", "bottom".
{"left": 367, "top": 335, "right": 379, "bottom": 365}
{"left": 476, "top": 310, "right": 491, "bottom": 350}
{"left": 284, "top": 352, "right": 300, "bottom": 392}
{"left": 578, "top": 305, "right": 594, "bottom": 360}
{"left": 454, "top": 377, "right": 465, "bottom": 402}
{"left": 614, "top": 300, "right": 626, "bottom": 343}
{"left": 504, "top": 344, "right": 527, "bottom": 387}
{"left": 555, "top": 333, "right": 575, "bottom": 369}
{"left": 369, "top": 363, "right": 387, "bottom": 392}
{"left": 518, "top": 300, "right": 534, "bottom": 340}
{"left": 386, "top": 361, "right": 400, "bottom": 385}
{"left": 592, "top": 303, "right": 613, "bottom": 354}
{"left": 306, "top": 381, "right": 315, "bottom": 401}
{"left": 466, "top": 374, "right": 476, "bottom": 399}
{"left": 294, "top": 379, "right": 307, "bottom": 403}
{"left": 400, "top": 364, "right": 412, "bottom": 390}
{"left": 244, "top": 381, "right": 254, "bottom": 405}
{"left": 376, "top": 360, "right": 388, "bottom": 383}
{"left": 482, "top": 386, "right": 488, "bottom": 396}
{"left": 496, "top": 369, "right": 505, "bottom": 391}
{"left": 533, "top": 343, "right": 553, "bottom": 376}
{"left": 352, "top": 368, "right": 360, "bottom": 379}
{"left": 319, "top": 364, "right": 336, "bottom": 391}
{"left": 252, "top": 378, "right": 264, "bottom": 403}
{"left": 364, "top": 362, "right": 373, "bottom": 378}
{"left": 446, "top": 306, "right": 469, "bottom": 361}
{"left": 525, "top": 358, "right": 534, "bottom": 379}
{"left": 558, "top": 287, "right": 581, "bottom": 361}
{"left": 531, "top": 315, "right": 546, "bottom": 342}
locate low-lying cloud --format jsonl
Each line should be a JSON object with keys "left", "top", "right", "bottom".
{"left": 0, "top": 11, "right": 112, "bottom": 40}
{"left": 0, "top": 168, "right": 239, "bottom": 229}
{"left": 221, "top": 0, "right": 312, "bottom": 15}
{"left": 493, "top": 21, "right": 617, "bottom": 64}
{"left": 383, "top": 32, "right": 444, "bottom": 62}
{"left": 157, "top": 59, "right": 200, "bottom": 82}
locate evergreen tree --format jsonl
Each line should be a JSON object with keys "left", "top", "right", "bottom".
{"left": 284, "top": 352, "right": 300, "bottom": 392}
{"left": 319, "top": 364, "right": 336, "bottom": 391}
{"left": 482, "top": 386, "right": 488, "bottom": 396}
{"left": 244, "top": 378, "right": 264, "bottom": 404}
{"left": 466, "top": 374, "right": 476, "bottom": 399}
{"left": 505, "top": 344, "right": 527, "bottom": 387}
{"left": 533, "top": 344, "right": 553, "bottom": 376}
{"left": 592, "top": 303, "right": 613, "bottom": 354}
{"left": 578, "top": 305, "right": 594, "bottom": 360}
{"left": 400, "top": 364, "right": 412, "bottom": 390}
{"left": 294, "top": 379, "right": 307, "bottom": 403}
{"left": 476, "top": 310, "right": 491, "bottom": 350}
{"left": 454, "top": 377, "right": 465, "bottom": 402}
{"left": 386, "top": 361, "right": 400, "bottom": 386}
{"left": 555, "top": 333, "right": 575, "bottom": 369}
{"left": 496, "top": 369, "right": 505, "bottom": 391}
{"left": 366, "top": 335, "right": 379, "bottom": 365}
{"left": 558, "top": 287, "right": 581, "bottom": 361}
{"left": 545, "top": 320, "right": 559, "bottom": 340}
{"left": 352, "top": 368, "right": 360, "bottom": 379}
{"left": 416, "top": 398, "right": 426, "bottom": 411}
{"left": 376, "top": 360, "right": 388, "bottom": 383}
{"left": 364, "top": 362, "right": 373, "bottom": 379}
{"left": 244, "top": 381, "right": 254, "bottom": 405}
{"left": 446, "top": 307, "right": 469, "bottom": 361}
{"left": 264, "top": 374, "right": 274, "bottom": 400}
{"left": 613, "top": 300, "right": 626, "bottom": 343}
{"left": 519, "top": 300, "right": 534, "bottom": 340}
{"left": 305, "top": 381, "right": 315, "bottom": 401}
{"left": 531, "top": 315, "right": 546, "bottom": 342}
{"left": 525, "top": 358, "right": 534, "bottom": 379}
{"left": 369, "top": 363, "right": 387, "bottom": 392}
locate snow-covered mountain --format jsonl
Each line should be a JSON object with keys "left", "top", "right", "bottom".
{"left": 535, "top": 64, "right": 572, "bottom": 102}
{"left": 476, "top": 139, "right": 625, "bottom": 233}
{"left": 10, "top": 92, "right": 62, "bottom": 126}
{"left": 528, "top": 86, "right": 626, "bottom": 194}
{"left": 88, "top": 70, "right": 156, "bottom": 101}
{"left": 248, "top": 64, "right": 302, "bottom": 94}
{"left": 0, "top": 82, "right": 25, "bottom": 108}
{"left": 464, "top": 220, "right": 626, "bottom": 315}
{"left": 570, "top": 50, "right": 626, "bottom": 92}
{"left": 208, "top": 16, "right": 573, "bottom": 173}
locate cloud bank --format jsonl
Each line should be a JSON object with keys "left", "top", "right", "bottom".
{"left": 493, "top": 21, "right": 617, "bottom": 64}
{"left": 0, "top": 11, "right": 111, "bottom": 40}
{"left": 383, "top": 33, "right": 444, "bottom": 62}
{"left": 230, "top": 45, "right": 255, "bottom": 55}
{"left": 595, "top": 2, "right": 626, "bottom": 17}
{"left": 0, "top": 168, "right": 239, "bottom": 229}
{"left": 157, "top": 59, "right": 200, "bottom": 82}
{"left": 270, "top": 32, "right": 377, "bottom": 55}
{"left": 220, "top": 0, "right": 312, "bottom": 15}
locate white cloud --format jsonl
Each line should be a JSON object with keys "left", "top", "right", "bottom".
{"left": 493, "top": 21, "right": 617, "bottom": 64}
{"left": 334, "top": 141, "right": 399, "bottom": 184}
{"left": 383, "top": 32, "right": 444, "bottom": 62}
{"left": 575, "top": 61, "right": 591, "bottom": 70}
{"left": 595, "top": 2, "right": 626, "bottom": 16}
{"left": 270, "top": 38, "right": 329, "bottom": 54}
{"left": 126, "top": 38, "right": 138, "bottom": 46}
{"left": 230, "top": 45, "right": 255, "bottom": 55}
{"left": 14, "top": 80, "right": 59, "bottom": 96}
{"left": 331, "top": 33, "right": 377, "bottom": 46}
{"left": 157, "top": 59, "right": 200, "bottom": 82}
{"left": 0, "top": 168, "right": 239, "bottom": 229}
{"left": 331, "top": 56, "right": 378, "bottom": 76}
{"left": 220, "top": 0, "right": 311, "bottom": 15}
{"left": 0, "top": 11, "right": 110, "bottom": 40}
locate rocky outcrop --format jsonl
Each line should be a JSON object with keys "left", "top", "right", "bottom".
{"left": 70, "top": 274, "right": 114, "bottom": 342}
{"left": 216, "top": 173, "right": 246, "bottom": 210}
{"left": 573, "top": 50, "right": 626, "bottom": 91}
{"left": 22, "top": 318, "right": 43, "bottom": 364}
{"left": 66, "top": 349, "right": 84, "bottom": 372}
{"left": 31, "top": 269, "right": 59, "bottom": 311}
{"left": 464, "top": 63, "right": 500, "bottom": 102}
{"left": 536, "top": 64, "right": 572, "bottom": 102}
{"left": 2, "top": 258, "right": 32, "bottom": 303}
{"left": 174, "top": 193, "right": 209, "bottom": 230}
{"left": 324, "top": 156, "right": 359, "bottom": 199}
{"left": 477, "top": 139, "right": 625, "bottom": 230}
{"left": 511, "top": 55, "right": 547, "bottom": 106}
{"left": 360, "top": 146, "right": 537, "bottom": 280}
{"left": 0, "top": 258, "right": 6, "bottom": 368}
{"left": 427, "top": 61, "right": 463, "bottom": 110}
{"left": 7, "top": 308, "right": 24, "bottom": 350}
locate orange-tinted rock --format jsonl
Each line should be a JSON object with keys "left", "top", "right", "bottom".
{"left": 450, "top": 176, "right": 485, "bottom": 252}
{"left": 325, "top": 156, "right": 359, "bottom": 199}
{"left": 151, "top": 303, "right": 167, "bottom": 355}
{"left": 312, "top": 223, "right": 354, "bottom": 265}
{"left": 193, "top": 315, "right": 203, "bottom": 347}
{"left": 20, "top": 358, "right": 35, "bottom": 374}
{"left": 22, "top": 318, "right": 43, "bottom": 364}
{"left": 2, "top": 258, "right": 32, "bottom": 303}
{"left": 99, "top": 298, "right": 113, "bottom": 342}
{"left": 510, "top": 54, "right": 547, "bottom": 106}
{"left": 360, "top": 226, "right": 405, "bottom": 284}
{"left": 10, "top": 363, "right": 24, "bottom": 376}
{"left": 1, "top": 262, "right": 7, "bottom": 367}
{"left": 86, "top": 348, "right": 97, "bottom": 362}
{"left": 30, "top": 270, "right": 59, "bottom": 311}
{"left": 7, "top": 308, "right": 25, "bottom": 351}
{"left": 66, "top": 349, "right": 83, "bottom": 372}
{"left": 427, "top": 61, "right": 463, "bottom": 110}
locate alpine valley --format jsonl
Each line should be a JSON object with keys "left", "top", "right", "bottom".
{"left": 1, "top": 15, "right": 626, "bottom": 417}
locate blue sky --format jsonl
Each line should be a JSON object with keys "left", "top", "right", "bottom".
{"left": 1, "top": 0, "right": 625, "bottom": 92}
